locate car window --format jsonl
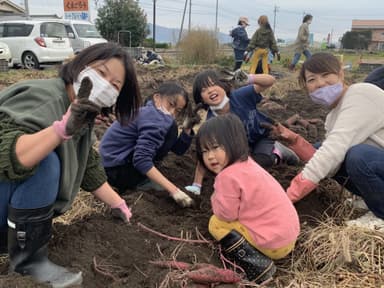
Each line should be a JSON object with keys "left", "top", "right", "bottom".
{"left": 40, "top": 23, "right": 67, "bottom": 38}
{"left": 0, "top": 25, "right": 4, "bottom": 37}
{"left": 4, "top": 24, "right": 33, "bottom": 37}
{"left": 73, "top": 24, "right": 102, "bottom": 38}
{"left": 64, "top": 25, "right": 76, "bottom": 38}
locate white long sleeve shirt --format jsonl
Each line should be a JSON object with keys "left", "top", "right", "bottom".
{"left": 303, "top": 83, "right": 384, "bottom": 183}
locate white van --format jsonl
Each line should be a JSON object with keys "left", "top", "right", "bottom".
{"left": 63, "top": 20, "right": 107, "bottom": 54}
{"left": 0, "top": 20, "right": 74, "bottom": 69}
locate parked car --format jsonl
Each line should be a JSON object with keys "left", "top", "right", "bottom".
{"left": 0, "top": 20, "right": 74, "bottom": 69}
{"left": 0, "top": 41, "right": 13, "bottom": 68}
{"left": 62, "top": 20, "right": 107, "bottom": 54}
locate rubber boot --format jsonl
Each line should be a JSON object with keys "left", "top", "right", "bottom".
{"left": 220, "top": 230, "right": 276, "bottom": 284}
{"left": 0, "top": 228, "right": 7, "bottom": 255}
{"left": 8, "top": 205, "right": 83, "bottom": 288}
{"left": 274, "top": 141, "right": 300, "bottom": 166}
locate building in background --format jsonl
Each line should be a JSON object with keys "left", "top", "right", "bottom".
{"left": 352, "top": 19, "right": 384, "bottom": 51}
{"left": 0, "top": 0, "right": 24, "bottom": 16}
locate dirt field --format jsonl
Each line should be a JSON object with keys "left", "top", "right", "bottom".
{"left": 0, "top": 64, "right": 379, "bottom": 288}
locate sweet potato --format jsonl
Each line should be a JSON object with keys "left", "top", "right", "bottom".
{"left": 186, "top": 266, "right": 242, "bottom": 284}
{"left": 149, "top": 260, "right": 192, "bottom": 270}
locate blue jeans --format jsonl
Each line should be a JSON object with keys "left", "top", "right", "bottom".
{"left": 291, "top": 49, "right": 311, "bottom": 66}
{"left": 234, "top": 48, "right": 246, "bottom": 70}
{"left": 330, "top": 144, "right": 384, "bottom": 218}
{"left": 0, "top": 152, "right": 60, "bottom": 229}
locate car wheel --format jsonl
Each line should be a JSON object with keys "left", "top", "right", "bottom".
{"left": 22, "top": 52, "right": 40, "bottom": 69}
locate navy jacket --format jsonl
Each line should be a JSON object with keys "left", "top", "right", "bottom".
{"left": 100, "top": 101, "right": 193, "bottom": 174}
{"left": 230, "top": 25, "right": 250, "bottom": 50}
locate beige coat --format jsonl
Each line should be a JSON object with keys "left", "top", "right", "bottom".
{"left": 293, "top": 22, "right": 310, "bottom": 53}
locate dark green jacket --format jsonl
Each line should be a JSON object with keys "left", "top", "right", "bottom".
{"left": 0, "top": 78, "right": 106, "bottom": 214}
{"left": 247, "top": 26, "right": 278, "bottom": 54}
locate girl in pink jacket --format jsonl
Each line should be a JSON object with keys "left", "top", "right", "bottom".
{"left": 195, "top": 113, "right": 300, "bottom": 284}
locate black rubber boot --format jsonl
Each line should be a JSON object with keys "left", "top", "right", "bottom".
{"left": 220, "top": 230, "right": 276, "bottom": 284}
{"left": 0, "top": 228, "right": 7, "bottom": 255}
{"left": 8, "top": 205, "right": 83, "bottom": 288}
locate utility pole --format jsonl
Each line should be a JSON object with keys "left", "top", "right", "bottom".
{"left": 24, "top": 0, "right": 30, "bottom": 19}
{"left": 188, "top": 0, "right": 191, "bottom": 32}
{"left": 273, "top": 5, "right": 279, "bottom": 33}
{"left": 153, "top": 0, "right": 156, "bottom": 51}
{"left": 178, "top": 0, "right": 188, "bottom": 43}
{"left": 215, "top": 0, "right": 218, "bottom": 36}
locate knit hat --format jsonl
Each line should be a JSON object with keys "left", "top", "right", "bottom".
{"left": 239, "top": 16, "right": 249, "bottom": 26}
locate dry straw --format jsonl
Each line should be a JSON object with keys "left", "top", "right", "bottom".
{"left": 53, "top": 190, "right": 106, "bottom": 225}
{"left": 276, "top": 218, "right": 384, "bottom": 287}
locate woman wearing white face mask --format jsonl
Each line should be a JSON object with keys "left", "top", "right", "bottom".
{"left": 264, "top": 52, "right": 384, "bottom": 231}
{"left": 0, "top": 42, "right": 141, "bottom": 287}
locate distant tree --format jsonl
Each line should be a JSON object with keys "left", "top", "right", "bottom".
{"left": 95, "top": 0, "right": 149, "bottom": 47}
{"left": 341, "top": 30, "right": 371, "bottom": 50}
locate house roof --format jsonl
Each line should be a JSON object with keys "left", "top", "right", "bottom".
{"left": 352, "top": 19, "right": 384, "bottom": 29}
{"left": 0, "top": 0, "right": 25, "bottom": 13}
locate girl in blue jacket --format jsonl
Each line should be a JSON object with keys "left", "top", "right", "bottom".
{"left": 100, "top": 82, "right": 197, "bottom": 208}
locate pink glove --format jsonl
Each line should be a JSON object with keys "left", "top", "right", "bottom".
{"left": 111, "top": 200, "right": 132, "bottom": 223}
{"left": 52, "top": 107, "right": 72, "bottom": 140}
{"left": 261, "top": 122, "right": 315, "bottom": 162}
{"left": 288, "top": 136, "right": 316, "bottom": 162}
{"left": 287, "top": 172, "right": 317, "bottom": 203}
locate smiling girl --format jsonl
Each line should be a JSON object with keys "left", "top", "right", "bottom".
{"left": 185, "top": 69, "right": 299, "bottom": 195}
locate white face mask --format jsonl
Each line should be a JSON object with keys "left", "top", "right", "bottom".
{"left": 73, "top": 67, "right": 119, "bottom": 108}
{"left": 209, "top": 94, "right": 229, "bottom": 111}
{"left": 158, "top": 105, "right": 172, "bottom": 116}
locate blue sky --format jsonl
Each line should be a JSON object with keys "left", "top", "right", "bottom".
{"left": 20, "top": 0, "right": 384, "bottom": 42}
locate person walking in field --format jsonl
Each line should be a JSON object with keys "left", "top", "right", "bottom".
{"left": 245, "top": 15, "right": 279, "bottom": 75}
{"left": 289, "top": 14, "right": 313, "bottom": 71}
{"left": 230, "top": 16, "right": 250, "bottom": 71}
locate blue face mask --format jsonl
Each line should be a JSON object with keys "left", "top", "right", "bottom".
{"left": 309, "top": 82, "right": 343, "bottom": 107}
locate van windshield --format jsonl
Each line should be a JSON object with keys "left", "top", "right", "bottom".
{"left": 73, "top": 24, "right": 102, "bottom": 38}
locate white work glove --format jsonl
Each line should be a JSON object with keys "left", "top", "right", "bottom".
{"left": 172, "top": 189, "right": 194, "bottom": 208}
{"left": 185, "top": 183, "right": 202, "bottom": 195}
{"left": 233, "top": 69, "right": 249, "bottom": 87}
{"left": 244, "top": 51, "right": 253, "bottom": 63}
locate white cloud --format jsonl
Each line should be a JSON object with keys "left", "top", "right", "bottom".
{"left": 23, "top": 0, "right": 384, "bottom": 43}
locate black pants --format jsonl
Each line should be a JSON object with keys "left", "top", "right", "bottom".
{"left": 251, "top": 138, "right": 278, "bottom": 168}
{"left": 105, "top": 163, "right": 147, "bottom": 193}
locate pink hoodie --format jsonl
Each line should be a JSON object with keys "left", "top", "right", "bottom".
{"left": 211, "top": 157, "right": 300, "bottom": 249}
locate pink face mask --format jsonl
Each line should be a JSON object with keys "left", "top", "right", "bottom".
{"left": 309, "top": 82, "right": 343, "bottom": 107}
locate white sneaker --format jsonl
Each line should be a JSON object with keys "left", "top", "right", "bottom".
{"left": 345, "top": 211, "right": 384, "bottom": 232}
